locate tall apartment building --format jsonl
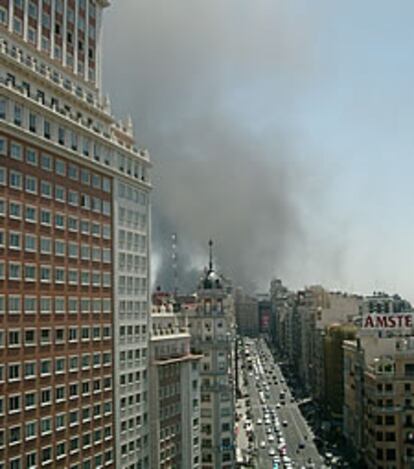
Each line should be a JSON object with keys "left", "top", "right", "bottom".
{"left": 0, "top": 1, "right": 151, "bottom": 468}
{"left": 149, "top": 296, "right": 202, "bottom": 469}
{"left": 343, "top": 294, "right": 414, "bottom": 469}
{"left": 177, "top": 242, "right": 236, "bottom": 469}
{"left": 270, "top": 278, "right": 295, "bottom": 363}
{"left": 344, "top": 336, "right": 414, "bottom": 469}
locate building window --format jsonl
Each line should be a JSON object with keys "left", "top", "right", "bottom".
{"left": 25, "top": 175, "right": 37, "bottom": 194}
{"left": 40, "top": 266, "right": 51, "bottom": 283}
{"left": 26, "top": 452, "right": 36, "bottom": 468}
{"left": 68, "top": 164, "right": 79, "bottom": 180}
{"left": 9, "top": 296, "right": 21, "bottom": 314}
{"left": 0, "top": 166, "right": 5, "bottom": 186}
{"left": 8, "top": 330, "right": 20, "bottom": 347}
{"left": 56, "top": 414, "right": 65, "bottom": 430}
{"left": 26, "top": 148, "right": 37, "bottom": 165}
{"left": 0, "top": 7, "right": 7, "bottom": 24}
{"left": 40, "top": 181, "right": 52, "bottom": 198}
{"left": 8, "top": 394, "right": 21, "bottom": 412}
{"left": 25, "top": 206, "right": 36, "bottom": 223}
{"left": 9, "top": 201, "right": 22, "bottom": 218}
{"left": 10, "top": 142, "right": 22, "bottom": 160}
{"left": 55, "top": 213, "right": 65, "bottom": 229}
{"left": 55, "top": 357, "right": 65, "bottom": 373}
{"left": 9, "top": 425, "right": 21, "bottom": 444}
{"left": 25, "top": 235, "right": 36, "bottom": 252}
{"left": 40, "top": 237, "right": 51, "bottom": 254}
{"left": 9, "top": 232, "right": 21, "bottom": 250}
{"left": 41, "top": 447, "right": 52, "bottom": 464}
{"left": 40, "top": 209, "right": 51, "bottom": 225}
{"left": 58, "top": 127, "right": 65, "bottom": 145}
{"left": 24, "top": 362, "right": 36, "bottom": 379}
{"left": 10, "top": 171, "right": 22, "bottom": 190}
{"left": 25, "top": 421, "right": 36, "bottom": 439}
{"left": 41, "top": 154, "right": 52, "bottom": 171}
{"left": 41, "top": 388, "right": 51, "bottom": 406}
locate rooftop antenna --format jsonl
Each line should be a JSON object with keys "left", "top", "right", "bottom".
{"left": 172, "top": 233, "right": 178, "bottom": 297}
{"left": 209, "top": 239, "right": 213, "bottom": 272}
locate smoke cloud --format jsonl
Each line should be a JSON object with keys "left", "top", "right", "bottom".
{"left": 103, "top": 0, "right": 330, "bottom": 293}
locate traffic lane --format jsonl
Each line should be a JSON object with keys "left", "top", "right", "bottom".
{"left": 264, "top": 355, "right": 324, "bottom": 466}
{"left": 248, "top": 347, "right": 281, "bottom": 467}
{"left": 252, "top": 342, "right": 324, "bottom": 466}
{"left": 247, "top": 371, "right": 275, "bottom": 467}
{"left": 249, "top": 396, "right": 272, "bottom": 467}
{"left": 283, "top": 404, "right": 323, "bottom": 466}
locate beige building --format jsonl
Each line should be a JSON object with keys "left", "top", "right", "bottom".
{"left": 344, "top": 318, "right": 414, "bottom": 468}
{"left": 149, "top": 298, "right": 202, "bottom": 469}
{"left": 295, "top": 286, "right": 361, "bottom": 400}
{"left": 177, "top": 244, "right": 236, "bottom": 469}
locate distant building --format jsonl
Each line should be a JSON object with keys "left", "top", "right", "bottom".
{"left": 149, "top": 297, "right": 202, "bottom": 469}
{"left": 323, "top": 323, "right": 357, "bottom": 419}
{"left": 257, "top": 293, "right": 272, "bottom": 336}
{"left": 234, "top": 287, "right": 258, "bottom": 336}
{"left": 270, "top": 278, "right": 295, "bottom": 361}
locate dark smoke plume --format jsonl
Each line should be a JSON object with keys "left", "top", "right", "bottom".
{"left": 103, "top": 0, "right": 328, "bottom": 293}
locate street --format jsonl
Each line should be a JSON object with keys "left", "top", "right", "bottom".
{"left": 238, "top": 337, "right": 326, "bottom": 468}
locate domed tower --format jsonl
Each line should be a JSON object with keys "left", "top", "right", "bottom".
{"left": 189, "top": 240, "right": 236, "bottom": 467}
{"left": 199, "top": 239, "right": 223, "bottom": 290}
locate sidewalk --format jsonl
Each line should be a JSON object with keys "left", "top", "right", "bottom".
{"left": 235, "top": 368, "right": 254, "bottom": 465}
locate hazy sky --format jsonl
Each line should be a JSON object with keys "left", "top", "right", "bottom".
{"left": 103, "top": 1, "right": 414, "bottom": 300}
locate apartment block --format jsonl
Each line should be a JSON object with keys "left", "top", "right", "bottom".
{"left": 344, "top": 327, "right": 414, "bottom": 468}
{"left": 0, "top": 1, "right": 151, "bottom": 468}
{"left": 149, "top": 297, "right": 201, "bottom": 469}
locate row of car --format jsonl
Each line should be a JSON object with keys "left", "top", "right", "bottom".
{"left": 246, "top": 338, "right": 318, "bottom": 469}
{"left": 247, "top": 340, "right": 295, "bottom": 469}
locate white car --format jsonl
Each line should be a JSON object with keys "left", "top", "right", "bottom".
{"left": 260, "top": 440, "right": 266, "bottom": 449}
{"left": 282, "top": 420, "right": 288, "bottom": 427}
{"left": 268, "top": 434, "right": 275, "bottom": 442}
{"left": 268, "top": 448, "right": 276, "bottom": 456}
{"left": 256, "top": 418, "right": 263, "bottom": 425}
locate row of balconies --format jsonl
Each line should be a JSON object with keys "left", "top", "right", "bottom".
{"left": 0, "top": 60, "right": 150, "bottom": 165}
{"left": 1, "top": 39, "right": 108, "bottom": 116}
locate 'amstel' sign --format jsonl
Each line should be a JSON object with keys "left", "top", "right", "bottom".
{"left": 363, "top": 313, "right": 413, "bottom": 329}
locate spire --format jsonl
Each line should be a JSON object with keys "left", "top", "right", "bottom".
{"left": 209, "top": 239, "right": 213, "bottom": 271}
{"left": 125, "top": 114, "right": 134, "bottom": 137}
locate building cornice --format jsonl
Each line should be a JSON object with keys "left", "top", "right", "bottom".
{"left": 0, "top": 26, "right": 98, "bottom": 94}
{"left": 0, "top": 81, "right": 152, "bottom": 169}
{"left": 0, "top": 41, "right": 111, "bottom": 122}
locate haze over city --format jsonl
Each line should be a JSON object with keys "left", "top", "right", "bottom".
{"left": 104, "top": 0, "right": 414, "bottom": 300}
{"left": 2, "top": 1, "right": 414, "bottom": 468}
